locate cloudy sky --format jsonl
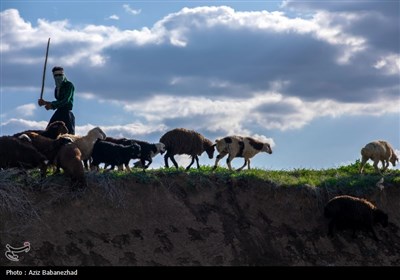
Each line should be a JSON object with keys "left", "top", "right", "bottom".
{"left": 1, "top": 1, "right": 399, "bottom": 170}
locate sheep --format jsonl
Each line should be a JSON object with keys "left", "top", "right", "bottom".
{"left": 23, "top": 132, "right": 72, "bottom": 164}
{"left": 359, "top": 140, "right": 398, "bottom": 174}
{"left": 159, "top": 128, "right": 215, "bottom": 170}
{"left": 212, "top": 136, "right": 272, "bottom": 171}
{"left": 58, "top": 127, "right": 106, "bottom": 170}
{"left": 324, "top": 195, "right": 388, "bottom": 241}
{"left": 90, "top": 139, "right": 141, "bottom": 171}
{"left": 104, "top": 137, "right": 165, "bottom": 169}
{"left": 13, "top": 121, "right": 68, "bottom": 139}
{"left": 55, "top": 143, "right": 86, "bottom": 190}
{"left": 0, "top": 136, "right": 48, "bottom": 178}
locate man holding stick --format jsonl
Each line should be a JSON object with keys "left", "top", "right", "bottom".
{"left": 38, "top": 66, "right": 76, "bottom": 134}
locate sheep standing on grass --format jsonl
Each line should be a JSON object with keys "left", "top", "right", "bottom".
{"left": 90, "top": 139, "right": 141, "bottom": 171}
{"left": 0, "top": 136, "right": 48, "bottom": 178}
{"left": 324, "top": 195, "right": 388, "bottom": 241}
{"left": 104, "top": 137, "right": 165, "bottom": 170}
{"left": 213, "top": 136, "right": 272, "bottom": 171}
{"left": 23, "top": 132, "right": 72, "bottom": 164}
{"left": 59, "top": 127, "right": 106, "bottom": 170}
{"left": 55, "top": 143, "right": 86, "bottom": 190}
{"left": 159, "top": 128, "right": 215, "bottom": 170}
{"left": 359, "top": 140, "right": 398, "bottom": 174}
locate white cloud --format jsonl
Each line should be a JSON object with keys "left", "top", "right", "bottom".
{"left": 373, "top": 53, "right": 400, "bottom": 75}
{"left": 121, "top": 91, "right": 399, "bottom": 132}
{"left": 1, "top": 5, "right": 398, "bottom": 135}
{"left": 123, "top": 4, "right": 141, "bottom": 16}
{"left": 107, "top": 14, "right": 119, "bottom": 20}
{"left": 15, "top": 103, "right": 36, "bottom": 117}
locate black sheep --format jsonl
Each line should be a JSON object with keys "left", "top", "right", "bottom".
{"left": 91, "top": 139, "right": 141, "bottom": 171}
{"left": 104, "top": 137, "right": 165, "bottom": 170}
{"left": 0, "top": 136, "right": 48, "bottom": 178}
{"left": 324, "top": 195, "right": 388, "bottom": 241}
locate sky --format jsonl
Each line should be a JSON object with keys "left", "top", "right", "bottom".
{"left": 1, "top": 0, "right": 399, "bottom": 170}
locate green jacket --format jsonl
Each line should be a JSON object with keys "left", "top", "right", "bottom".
{"left": 51, "top": 80, "right": 74, "bottom": 110}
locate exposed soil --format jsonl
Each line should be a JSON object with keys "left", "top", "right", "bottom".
{"left": 1, "top": 172, "right": 399, "bottom": 266}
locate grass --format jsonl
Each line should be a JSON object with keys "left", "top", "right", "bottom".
{"left": 84, "top": 159, "right": 400, "bottom": 192}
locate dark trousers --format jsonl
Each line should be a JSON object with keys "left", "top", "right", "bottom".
{"left": 48, "top": 108, "right": 75, "bottom": 135}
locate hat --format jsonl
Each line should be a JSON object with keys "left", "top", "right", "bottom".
{"left": 52, "top": 66, "right": 64, "bottom": 75}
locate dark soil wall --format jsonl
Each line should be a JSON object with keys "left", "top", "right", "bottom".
{"left": 1, "top": 173, "right": 400, "bottom": 266}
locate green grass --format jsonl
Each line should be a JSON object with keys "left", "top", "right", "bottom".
{"left": 89, "top": 160, "right": 400, "bottom": 191}
{"left": 7, "top": 160, "right": 400, "bottom": 191}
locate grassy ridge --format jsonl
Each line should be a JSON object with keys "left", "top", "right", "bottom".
{"left": 107, "top": 160, "right": 400, "bottom": 191}
{"left": 2, "top": 160, "right": 399, "bottom": 190}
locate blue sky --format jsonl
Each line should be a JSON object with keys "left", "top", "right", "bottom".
{"left": 1, "top": 1, "right": 399, "bottom": 170}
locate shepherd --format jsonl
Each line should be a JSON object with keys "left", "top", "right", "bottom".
{"left": 38, "top": 66, "right": 76, "bottom": 135}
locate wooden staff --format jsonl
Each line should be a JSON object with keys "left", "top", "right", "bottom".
{"left": 39, "top": 38, "right": 51, "bottom": 100}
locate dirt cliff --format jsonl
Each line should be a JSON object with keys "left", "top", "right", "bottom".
{"left": 1, "top": 170, "right": 400, "bottom": 266}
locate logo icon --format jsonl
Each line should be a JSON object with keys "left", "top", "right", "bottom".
{"left": 5, "top": 242, "right": 31, "bottom": 262}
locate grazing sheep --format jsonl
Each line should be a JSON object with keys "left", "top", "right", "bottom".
{"left": 104, "top": 137, "right": 165, "bottom": 169}
{"left": 159, "top": 128, "right": 215, "bottom": 170}
{"left": 59, "top": 127, "right": 106, "bottom": 170}
{"left": 23, "top": 132, "right": 72, "bottom": 164}
{"left": 324, "top": 195, "right": 388, "bottom": 241}
{"left": 213, "top": 136, "right": 272, "bottom": 171}
{"left": 14, "top": 121, "right": 68, "bottom": 139}
{"left": 55, "top": 143, "right": 86, "bottom": 190}
{"left": 91, "top": 139, "right": 141, "bottom": 171}
{"left": 359, "top": 140, "right": 398, "bottom": 174}
{"left": 0, "top": 136, "right": 48, "bottom": 177}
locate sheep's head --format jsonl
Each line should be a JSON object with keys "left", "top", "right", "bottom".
{"left": 46, "top": 121, "right": 69, "bottom": 137}
{"left": 390, "top": 154, "right": 399, "bottom": 167}
{"left": 204, "top": 142, "right": 215, "bottom": 159}
{"left": 89, "top": 127, "right": 106, "bottom": 140}
{"left": 156, "top": 143, "right": 166, "bottom": 155}
{"left": 262, "top": 143, "right": 273, "bottom": 154}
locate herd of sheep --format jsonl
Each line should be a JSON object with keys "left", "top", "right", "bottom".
{"left": 0, "top": 122, "right": 398, "bottom": 241}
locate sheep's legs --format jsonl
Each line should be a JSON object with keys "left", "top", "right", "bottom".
{"left": 359, "top": 156, "right": 368, "bottom": 173}
{"left": 164, "top": 152, "right": 179, "bottom": 169}
{"left": 213, "top": 152, "right": 228, "bottom": 170}
{"left": 186, "top": 156, "right": 199, "bottom": 170}
{"left": 237, "top": 159, "right": 248, "bottom": 171}
{"left": 381, "top": 160, "right": 389, "bottom": 172}
{"left": 373, "top": 159, "right": 382, "bottom": 174}
{"left": 226, "top": 155, "right": 235, "bottom": 170}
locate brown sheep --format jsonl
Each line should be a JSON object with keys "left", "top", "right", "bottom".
{"left": 58, "top": 127, "right": 106, "bottom": 170}
{"left": 159, "top": 128, "right": 215, "bottom": 170}
{"left": 55, "top": 143, "right": 86, "bottom": 190}
{"left": 0, "top": 136, "right": 48, "bottom": 178}
{"left": 13, "top": 121, "right": 68, "bottom": 139}
{"left": 324, "top": 195, "right": 388, "bottom": 241}
{"left": 23, "top": 132, "right": 72, "bottom": 164}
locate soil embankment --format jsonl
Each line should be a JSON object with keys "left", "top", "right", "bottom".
{"left": 1, "top": 171, "right": 399, "bottom": 266}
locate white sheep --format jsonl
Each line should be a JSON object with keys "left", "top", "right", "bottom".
{"left": 212, "top": 136, "right": 272, "bottom": 171}
{"left": 58, "top": 127, "right": 106, "bottom": 170}
{"left": 359, "top": 140, "right": 398, "bottom": 174}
